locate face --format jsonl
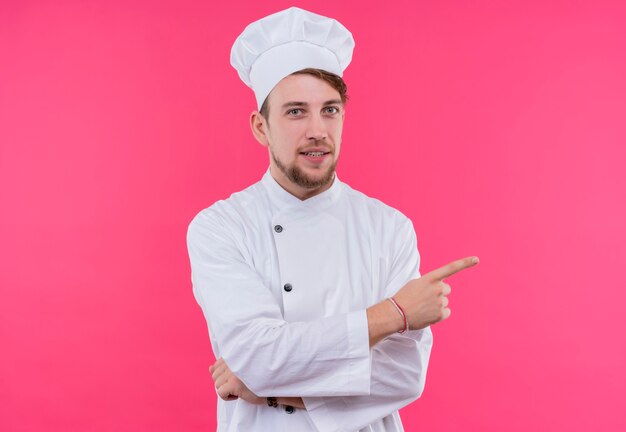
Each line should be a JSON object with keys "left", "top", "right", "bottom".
{"left": 250, "top": 74, "right": 345, "bottom": 200}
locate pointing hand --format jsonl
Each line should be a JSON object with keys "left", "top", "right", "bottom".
{"left": 393, "top": 256, "right": 479, "bottom": 330}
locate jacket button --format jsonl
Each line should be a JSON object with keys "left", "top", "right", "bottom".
{"left": 285, "top": 405, "right": 295, "bottom": 414}
{"left": 283, "top": 283, "right": 292, "bottom": 292}
{"left": 274, "top": 225, "right": 283, "bottom": 233}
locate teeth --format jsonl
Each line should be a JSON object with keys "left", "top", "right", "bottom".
{"left": 304, "top": 152, "right": 325, "bottom": 156}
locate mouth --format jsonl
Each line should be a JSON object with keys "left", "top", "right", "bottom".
{"left": 299, "top": 151, "right": 330, "bottom": 158}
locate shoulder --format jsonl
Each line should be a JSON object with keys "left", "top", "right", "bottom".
{"left": 340, "top": 182, "right": 415, "bottom": 235}
{"left": 187, "top": 181, "right": 269, "bottom": 245}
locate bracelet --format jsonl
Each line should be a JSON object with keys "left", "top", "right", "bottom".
{"left": 266, "top": 397, "right": 278, "bottom": 408}
{"left": 387, "top": 297, "right": 408, "bottom": 334}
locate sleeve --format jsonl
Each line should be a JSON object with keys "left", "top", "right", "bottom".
{"left": 302, "top": 214, "right": 434, "bottom": 432}
{"left": 187, "top": 208, "right": 372, "bottom": 397}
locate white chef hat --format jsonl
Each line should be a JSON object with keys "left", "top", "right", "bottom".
{"left": 230, "top": 7, "right": 355, "bottom": 109}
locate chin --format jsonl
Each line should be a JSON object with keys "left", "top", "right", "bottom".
{"left": 297, "top": 168, "right": 336, "bottom": 189}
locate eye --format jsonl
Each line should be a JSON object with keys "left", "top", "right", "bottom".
{"left": 324, "top": 106, "right": 339, "bottom": 114}
{"left": 287, "top": 108, "right": 303, "bottom": 116}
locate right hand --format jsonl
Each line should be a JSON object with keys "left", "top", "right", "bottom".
{"left": 393, "top": 256, "right": 479, "bottom": 330}
{"left": 210, "top": 358, "right": 265, "bottom": 405}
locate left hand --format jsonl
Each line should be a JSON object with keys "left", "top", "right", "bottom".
{"left": 209, "top": 358, "right": 264, "bottom": 405}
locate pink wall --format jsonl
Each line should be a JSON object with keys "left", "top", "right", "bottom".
{"left": 1, "top": 1, "right": 625, "bottom": 430}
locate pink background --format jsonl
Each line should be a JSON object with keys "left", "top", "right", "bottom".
{"left": 1, "top": 1, "right": 625, "bottom": 430}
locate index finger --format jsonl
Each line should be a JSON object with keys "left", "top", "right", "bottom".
{"left": 426, "top": 256, "right": 479, "bottom": 281}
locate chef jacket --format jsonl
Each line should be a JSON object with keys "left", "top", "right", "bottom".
{"left": 187, "top": 170, "right": 433, "bottom": 432}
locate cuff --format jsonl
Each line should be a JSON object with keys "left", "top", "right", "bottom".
{"left": 345, "top": 309, "right": 371, "bottom": 394}
{"left": 302, "top": 310, "right": 371, "bottom": 432}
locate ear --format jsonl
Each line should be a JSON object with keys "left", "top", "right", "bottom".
{"left": 250, "top": 111, "right": 269, "bottom": 147}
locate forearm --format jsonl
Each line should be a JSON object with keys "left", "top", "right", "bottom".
{"left": 217, "top": 310, "right": 372, "bottom": 397}
{"left": 231, "top": 328, "right": 431, "bottom": 425}
{"left": 218, "top": 299, "right": 404, "bottom": 400}
{"left": 366, "top": 298, "right": 405, "bottom": 347}
{"left": 276, "top": 397, "right": 306, "bottom": 409}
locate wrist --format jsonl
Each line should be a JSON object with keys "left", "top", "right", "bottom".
{"left": 387, "top": 297, "right": 408, "bottom": 334}
{"left": 366, "top": 299, "right": 405, "bottom": 347}
{"left": 276, "top": 397, "right": 305, "bottom": 409}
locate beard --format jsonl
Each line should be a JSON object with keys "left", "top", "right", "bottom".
{"left": 270, "top": 148, "right": 337, "bottom": 190}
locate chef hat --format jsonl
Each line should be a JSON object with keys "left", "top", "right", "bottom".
{"left": 230, "top": 7, "right": 355, "bottom": 109}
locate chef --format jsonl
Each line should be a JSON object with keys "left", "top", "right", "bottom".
{"left": 187, "top": 7, "right": 479, "bottom": 432}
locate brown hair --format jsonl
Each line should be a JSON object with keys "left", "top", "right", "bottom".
{"left": 259, "top": 68, "right": 349, "bottom": 121}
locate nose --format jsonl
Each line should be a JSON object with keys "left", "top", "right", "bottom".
{"left": 305, "top": 113, "right": 327, "bottom": 141}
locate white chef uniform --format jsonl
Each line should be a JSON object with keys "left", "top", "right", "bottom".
{"left": 187, "top": 170, "right": 434, "bottom": 432}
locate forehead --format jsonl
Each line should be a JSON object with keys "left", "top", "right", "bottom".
{"left": 267, "top": 74, "right": 341, "bottom": 106}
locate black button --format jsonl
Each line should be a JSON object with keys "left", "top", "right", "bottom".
{"left": 274, "top": 225, "right": 283, "bottom": 233}
{"left": 285, "top": 405, "right": 295, "bottom": 414}
{"left": 283, "top": 283, "right": 292, "bottom": 292}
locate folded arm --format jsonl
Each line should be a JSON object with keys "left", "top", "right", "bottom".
{"left": 207, "top": 297, "right": 424, "bottom": 410}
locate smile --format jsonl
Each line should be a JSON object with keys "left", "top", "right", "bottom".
{"left": 300, "top": 151, "right": 329, "bottom": 157}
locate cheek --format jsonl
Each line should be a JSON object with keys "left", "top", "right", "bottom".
{"left": 268, "top": 136, "right": 295, "bottom": 159}
{"left": 330, "top": 122, "right": 343, "bottom": 143}
{"left": 276, "top": 127, "right": 305, "bottom": 148}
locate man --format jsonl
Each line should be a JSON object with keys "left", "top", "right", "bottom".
{"left": 187, "top": 7, "right": 478, "bottom": 431}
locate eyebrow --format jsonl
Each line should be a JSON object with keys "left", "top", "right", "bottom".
{"left": 281, "top": 99, "right": 344, "bottom": 109}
